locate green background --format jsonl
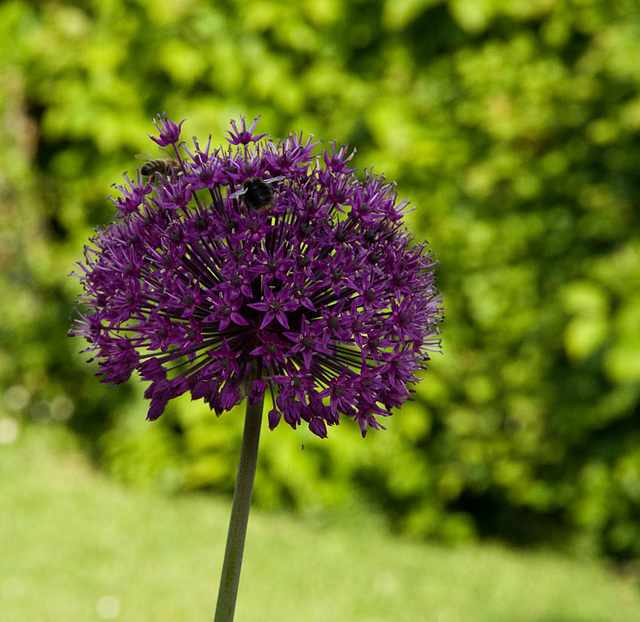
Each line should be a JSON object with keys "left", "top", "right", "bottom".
{"left": 1, "top": 0, "right": 640, "bottom": 559}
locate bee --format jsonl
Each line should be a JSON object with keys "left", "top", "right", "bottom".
{"left": 136, "top": 154, "right": 181, "bottom": 180}
{"left": 141, "top": 158, "right": 179, "bottom": 178}
{"left": 230, "top": 176, "right": 286, "bottom": 212}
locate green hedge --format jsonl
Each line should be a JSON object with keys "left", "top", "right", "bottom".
{"left": 1, "top": 0, "right": 639, "bottom": 557}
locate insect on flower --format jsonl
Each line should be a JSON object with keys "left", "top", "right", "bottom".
{"left": 136, "top": 153, "right": 182, "bottom": 181}
{"left": 230, "top": 176, "right": 286, "bottom": 212}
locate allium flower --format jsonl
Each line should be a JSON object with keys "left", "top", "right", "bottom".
{"left": 71, "top": 114, "right": 443, "bottom": 438}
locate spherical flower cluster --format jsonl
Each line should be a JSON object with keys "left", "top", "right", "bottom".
{"left": 71, "top": 115, "right": 443, "bottom": 437}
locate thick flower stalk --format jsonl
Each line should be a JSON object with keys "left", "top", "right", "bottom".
{"left": 71, "top": 115, "right": 443, "bottom": 438}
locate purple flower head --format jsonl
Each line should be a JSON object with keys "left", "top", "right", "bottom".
{"left": 70, "top": 117, "right": 443, "bottom": 437}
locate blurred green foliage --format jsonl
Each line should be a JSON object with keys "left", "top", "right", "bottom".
{"left": 1, "top": 0, "right": 640, "bottom": 558}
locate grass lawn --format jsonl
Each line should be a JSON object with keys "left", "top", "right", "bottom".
{"left": 1, "top": 424, "right": 639, "bottom": 622}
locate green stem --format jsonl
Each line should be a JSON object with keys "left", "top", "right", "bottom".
{"left": 214, "top": 396, "right": 264, "bottom": 622}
